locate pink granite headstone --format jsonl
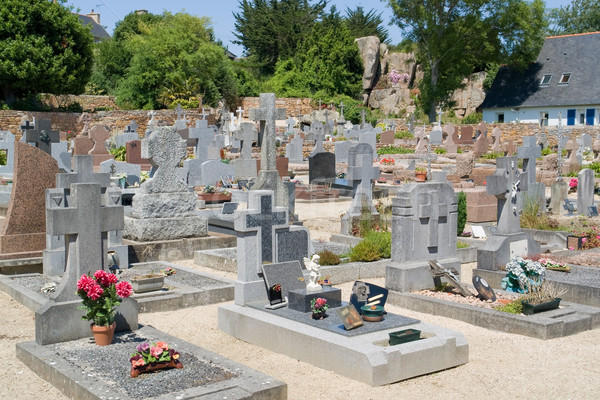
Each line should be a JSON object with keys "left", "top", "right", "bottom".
{"left": 88, "top": 125, "right": 113, "bottom": 167}
{"left": 126, "top": 140, "right": 152, "bottom": 171}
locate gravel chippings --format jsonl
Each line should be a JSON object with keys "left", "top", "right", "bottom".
{"left": 52, "top": 331, "right": 236, "bottom": 398}
{"left": 413, "top": 287, "right": 519, "bottom": 309}
{"left": 10, "top": 275, "right": 59, "bottom": 299}
{"left": 117, "top": 265, "right": 229, "bottom": 290}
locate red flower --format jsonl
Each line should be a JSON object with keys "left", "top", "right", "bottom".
{"left": 315, "top": 298, "right": 327, "bottom": 309}
{"left": 115, "top": 281, "right": 133, "bottom": 298}
{"left": 77, "top": 274, "right": 95, "bottom": 292}
{"left": 86, "top": 284, "right": 104, "bottom": 300}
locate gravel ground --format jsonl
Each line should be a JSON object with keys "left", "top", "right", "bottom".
{"left": 414, "top": 287, "right": 519, "bottom": 310}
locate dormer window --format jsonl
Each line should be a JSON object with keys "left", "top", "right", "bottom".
{"left": 540, "top": 74, "right": 552, "bottom": 85}
{"left": 559, "top": 73, "right": 571, "bottom": 84}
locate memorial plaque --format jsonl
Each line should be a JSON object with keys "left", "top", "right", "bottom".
{"left": 335, "top": 304, "right": 364, "bottom": 330}
{"left": 509, "top": 239, "right": 528, "bottom": 259}
{"left": 262, "top": 261, "right": 306, "bottom": 300}
{"left": 349, "top": 281, "right": 389, "bottom": 314}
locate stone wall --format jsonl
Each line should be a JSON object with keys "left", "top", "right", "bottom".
{"left": 38, "top": 94, "right": 118, "bottom": 112}
{"left": 241, "top": 97, "right": 313, "bottom": 117}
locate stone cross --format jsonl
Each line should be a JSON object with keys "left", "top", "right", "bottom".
{"left": 56, "top": 155, "right": 111, "bottom": 195}
{"left": 147, "top": 110, "right": 156, "bottom": 127}
{"left": 20, "top": 119, "right": 35, "bottom": 135}
{"left": 436, "top": 107, "right": 443, "bottom": 126}
{"left": 200, "top": 108, "right": 209, "bottom": 120}
{"left": 408, "top": 114, "right": 415, "bottom": 134}
{"left": 347, "top": 153, "right": 380, "bottom": 214}
{"left": 188, "top": 119, "right": 215, "bottom": 163}
{"left": 234, "top": 122, "right": 258, "bottom": 161}
{"left": 46, "top": 183, "right": 123, "bottom": 302}
{"left": 249, "top": 93, "right": 286, "bottom": 165}
{"left": 237, "top": 191, "right": 287, "bottom": 263}
{"left": 318, "top": 99, "right": 322, "bottom": 109}
{"left": 126, "top": 120, "right": 138, "bottom": 133}
{"left": 141, "top": 127, "right": 187, "bottom": 194}
{"left": 550, "top": 112, "right": 570, "bottom": 180}
{"left": 503, "top": 139, "right": 516, "bottom": 156}
{"left": 360, "top": 109, "right": 366, "bottom": 127}
{"left": 175, "top": 103, "right": 184, "bottom": 120}
{"left": 323, "top": 110, "right": 330, "bottom": 136}
{"left": 285, "top": 117, "right": 295, "bottom": 134}
{"left": 420, "top": 139, "right": 438, "bottom": 180}
{"left": 418, "top": 189, "right": 447, "bottom": 248}
{"left": 24, "top": 119, "right": 60, "bottom": 155}
{"left": 339, "top": 101, "right": 345, "bottom": 122}
{"left": 236, "top": 106, "right": 243, "bottom": 123}
{"left": 491, "top": 127, "right": 502, "bottom": 152}
{"left": 486, "top": 157, "right": 527, "bottom": 235}
{"left": 517, "top": 136, "right": 541, "bottom": 187}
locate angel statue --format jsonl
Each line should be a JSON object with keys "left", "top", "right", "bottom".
{"left": 304, "top": 254, "right": 322, "bottom": 292}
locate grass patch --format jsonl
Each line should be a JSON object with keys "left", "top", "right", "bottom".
{"left": 494, "top": 299, "right": 523, "bottom": 314}
{"left": 377, "top": 145, "right": 415, "bottom": 156}
{"left": 457, "top": 240, "right": 469, "bottom": 249}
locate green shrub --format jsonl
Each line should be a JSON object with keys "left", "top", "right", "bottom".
{"left": 110, "top": 146, "right": 127, "bottom": 161}
{"left": 349, "top": 240, "right": 381, "bottom": 262}
{"left": 479, "top": 151, "right": 504, "bottom": 159}
{"left": 435, "top": 148, "right": 447, "bottom": 154}
{"left": 588, "top": 162, "right": 600, "bottom": 177}
{"left": 462, "top": 112, "right": 482, "bottom": 124}
{"left": 541, "top": 147, "right": 554, "bottom": 157}
{"left": 494, "top": 299, "right": 523, "bottom": 314}
{"left": 457, "top": 240, "right": 469, "bottom": 249}
{"left": 457, "top": 191, "right": 467, "bottom": 236}
{"left": 377, "top": 145, "right": 415, "bottom": 155}
{"left": 317, "top": 250, "right": 341, "bottom": 266}
{"left": 394, "top": 130, "right": 413, "bottom": 139}
{"left": 363, "top": 230, "right": 391, "bottom": 259}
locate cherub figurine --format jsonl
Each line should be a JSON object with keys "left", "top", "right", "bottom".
{"left": 304, "top": 254, "right": 321, "bottom": 292}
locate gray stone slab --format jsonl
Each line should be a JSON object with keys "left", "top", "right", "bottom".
{"left": 287, "top": 286, "right": 343, "bottom": 312}
{"left": 218, "top": 303, "right": 468, "bottom": 386}
{"left": 17, "top": 325, "right": 286, "bottom": 400}
{"left": 262, "top": 261, "right": 306, "bottom": 300}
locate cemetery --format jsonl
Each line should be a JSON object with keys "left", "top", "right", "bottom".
{"left": 3, "top": 1, "right": 600, "bottom": 397}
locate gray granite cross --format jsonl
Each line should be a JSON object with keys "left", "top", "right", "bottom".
{"left": 236, "top": 106, "right": 243, "bottom": 122}
{"left": 20, "top": 119, "right": 35, "bottom": 135}
{"left": 517, "top": 136, "right": 541, "bottom": 186}
{"left": 200, "top": 108, "right": 209, "bottom": 120}
{"left": 175, "top": 103, "right": 184, "bottom": 120}
{"left": 486, "top": 157, "right": 527, "bottom": 235}
{"left": 418, "top": 189, "right": 448, "bottom": 248}
{"left": 141, "top": 127, "right": 187, "bottom": 194}
{"left": 420, "top": 139, "right": 438, "bottom": 180}
{"left": 126, "top": 120, "right": 138, "bottom": 133}
{"left": 56, "top": 155, "right": 111, "bottom": 197}
{"left": 242, "top": 192, "right": 288, "bottom": 262}
{"left": 234, "top": 122, "right": 258, "bottom": 161}
{"left": 436, "top": 107, "right": 443, "bottom": 126}
{"left": 24, "top": 119, "right": 59, "bottom": 155}
{"left": 550, "top": 112, "right": 570, "bottom": 180}
{"left": 360, "top": 109, "right": 366, "bottom": 127}
{"left": 47, "top": 183, "right": 123, "bottom": 302}
{"left": 347, "top": 153, "right": 380, "bottom": 214}
{"left": 323, "top": 110, "right": 330, "bottom": 136}
{"left": 285, "top": 117, "right": 295, "bottom": 134}
{"left": 339, "top": 102, "right": 345, "bottom": 122}
{"left": 249, "top": 93, "right": 286, "bottom": 168}
{"left": 189, "top": 119, "right": 215, "bottom": 163}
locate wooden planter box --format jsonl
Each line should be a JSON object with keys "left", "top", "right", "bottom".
{"left": 197, "top": 193, "right": 232, "bottom": 204}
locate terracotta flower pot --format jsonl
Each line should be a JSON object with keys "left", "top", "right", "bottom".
{"left": 414, "top": 171, "right": 427, "bottom": 182}
{"left": 131, "top": 359, "right": 183, "bottom": 378}
{"left": 90, "top": 322, "right": 116, "bottom": 346}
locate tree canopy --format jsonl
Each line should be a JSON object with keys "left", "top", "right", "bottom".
{"left": 548, "top": 0, "right": 600, "bottom": 35}
{"left": 0, "top": 0, "right": 94, "bottom": 105}
{"left": 386, "top": 0, "right": 547, "bottom": 122}
{"left": 344, "top": 6, "right": 389, "bottom": 43}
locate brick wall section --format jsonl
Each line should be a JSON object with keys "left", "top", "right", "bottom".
{"left": 38, "top": 94, "right": 118, "bottom": 112}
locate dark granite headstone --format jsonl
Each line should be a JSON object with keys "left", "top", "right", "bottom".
{"left": 349, "top": 281, "right": 389, "bottom": 314}
{"left": 262, "top": 261, "right": 306, "bottom": 300}
{"left": 276, "top": 229, "right": 309, "bottom": 265}
{"left": 24, "top": 119, "right": 60, "bottom": 155}
{"left": 308, "top": 152, "right": 336, "bottom": 183}
{"left": 288, "top": 286, "right": 343, "bottom": 312}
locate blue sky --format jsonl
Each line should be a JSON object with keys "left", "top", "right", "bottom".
{"left": 67, "top": 0, "right": 573, "bottom": 56}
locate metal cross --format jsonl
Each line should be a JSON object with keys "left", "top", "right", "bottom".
{"left": 420, "top": 138, "right": 438, "bottom": 180}
{"left": 550, "top": 112, "right": 570, "bottom": 180}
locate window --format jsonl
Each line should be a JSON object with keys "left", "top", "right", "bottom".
{"left": 539, "top": 112, "right": 549, "bottom": 127}
{"left": 497, "top": 113, "right": 504, "bottom": 123}
{"left": 559, "top": 73, "right": 571, "bottom": 84}
{"left": 540, "top": 74, "right": 552, "bottom": 85}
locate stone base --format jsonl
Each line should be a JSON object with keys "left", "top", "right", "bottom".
{"left": 462, "top": 187, "right": 497, "bottom": 223}
{"left": 549, "top": 181, "right": 568, "bottom": 215}
{"left": 126, "top": 233, "right": 236, "bottom": 263}
{"left": 386, "top": 258, "right": 461, "bottom": 292}
{"left": 17, "top": 325, "right": 287, "bottom": 400}
{"left": 130, "top": 192, "right": 197, "bottom": 218}
{"left": 340, "top": 212, "right": 380, "bottom": 236}
{"left": 0, "top": 232, "right": 45, "bottom": 255}
{"left": 218, "top": 304, "right": 468, "bottom": 386}
{"left": 124, "top": 215, "right": 207, "bottom": 242}
{"left": 288, "top": 286, "right": 342, "bottom": 312}
{"left": 476, "top": 232, "right": 541, "bottom": 271}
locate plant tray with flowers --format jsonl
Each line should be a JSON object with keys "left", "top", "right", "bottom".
{"left": 500, "top": 257, "right": 546, "bottom": 293}
{"left": 310, "top": 297, "right": 329, "bottom": 320}
{"left": 130, "top": 341, "right": 183, "bottom": 378}
{"left": 380, "top": 157, "right": 395, "bottom": 166}
{"left": 538, "top": 258, "right": 571, "bottom": 273}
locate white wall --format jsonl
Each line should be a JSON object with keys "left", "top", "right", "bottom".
{"left": 483, "top": 106, "right": 600, "bottom": 126}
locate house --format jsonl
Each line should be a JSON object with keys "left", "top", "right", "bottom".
{"left": 76, "top": 11, "right": 111, "bottom": 43}
{"left": 481, "top": 32, "right": 600, "bottom": 127}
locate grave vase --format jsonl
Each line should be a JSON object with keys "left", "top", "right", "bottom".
{"left": 311, "top": 312, "right": 327, "bottom": 320}
{"left": 414, "top": 171, "right": 427, "bottom": 182}
{"left": 91, "top": 322, "right": 116, "bottom": 346}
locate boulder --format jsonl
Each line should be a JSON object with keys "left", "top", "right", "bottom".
{"left": 355, "top": 36, "right": 381, "bottom": 90}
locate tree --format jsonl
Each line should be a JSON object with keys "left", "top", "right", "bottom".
{"left": 233, "top": 0, "right": 327, "bottom": 74}
{"left": 548, "top": 0, "right": 600, "bottom": 35}
{"left": 0, "top": 0, "right": 94, "bottom": 105}
{"left": 344, "top": 6, "right": 389, "bottom": 43}
{"left": 386, "top": 0, "right": 547, "bottom": 122}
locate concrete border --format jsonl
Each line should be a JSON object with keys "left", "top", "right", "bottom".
{"left": 218, "top": 303, "right": 468, "bottom": 386}
{"left": 16, "top": 325, "right": 287, "bottom": 400}
{"left": 126, "top": 233, "right": 236, "bottom": 263}
{"left": 387, "top": 291, "right": 600, "bottom": 340}
{"left": 0, "top": 257, "right": 42, "bottom": 275}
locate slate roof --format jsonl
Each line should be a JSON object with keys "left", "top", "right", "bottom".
{"left": 76, "top": 14, "right": 111, "bottom": 42}
{"left": 481, "top": 32, "right": 600, "bottom": 109}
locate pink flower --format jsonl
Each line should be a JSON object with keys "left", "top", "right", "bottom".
{"left": 596, "top": 235, "right": 600, "bottom": 240}
{"left": 106, "top": 273, "right": 118, "bottom": 285}
{"left": 315, "top": 298, "right": 327, "bottom": 309}
{"left": 77, "top": 275, "right": 95, "bottom": 292}
{"left": 582, "top": 237, "right": 587, "bottom": 243}
{"left": 569, "top": 246, "right": 574, "bottom": 250}
{"left": 86, "top": 284, "right": 104, "bottom": 300}
{"left": 136, "top": 342, "right": 150, "bottom": 353}
{"left": 156, "top": 341, "right": 169, "bottom": 350}
{"left": 150, "top": 346, "right": 163, "bottom": 357}
{"left": 116, "top": 281, "right": 133, "bottom": 298}
{"left": 94, "top": 270, "right": 111, "bottom": 287}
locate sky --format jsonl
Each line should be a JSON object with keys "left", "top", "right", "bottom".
{"left": 67, "top": 0, "right": 573, "bottom": 57}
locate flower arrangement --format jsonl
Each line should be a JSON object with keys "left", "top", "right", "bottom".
{"left": 569, "top": 178, "right": 578, "bottom": 189}
{"left": 76, "top": 270, "right": 133, "bottom": 327}
{"left": 415, "top": 166, "right": 426, "bottom": 172}
{"left": 271, "top": 283, "right": 281, "bottom": 292}
{"left": 501, "top": 257, "right": 546, "bottom": 293}
{"left": 380, "top": 157, "right": 395, "bottom": 166}
{"left": 311, "top": 297, "right": 329, "bottom": 315}
{"left": 388, "top": 69, "right": 410, "bottom": 84}
{"left": 538, "top": 258, "right": 571, "bottom": 272}
{"left": 570, "top": 226, "right": 600, "bottom": 249}
{"left": 129, "top": 341, "right": 183, "bottom": 377}
{"left": 377, "top": 177, "right": 387, "bottom": 183}
{"left": 161, "top": 267, "right": 176, "bottom": 276}
{"left": 317, "top": 275, "right": 332, "bottom": 286}
{"left": 203, "top": 184, "right": 216, "bottom": 194}
{"left": 140, "top": 171, "right": 150, "bottom": 183}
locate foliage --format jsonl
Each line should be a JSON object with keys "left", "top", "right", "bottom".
{"left": 76, "top": 270, "right": 133, "bottom": 326}
{"left": 363, "top": 230, "right": 392, "bottom": 259}
{"left": 349, "top": 239, "right": 381, "bottom": 262}
{"left": 377, "top": 145, "right": 415, "bottom": 155}
{"left": 385, "top": 0, "right": 547, "bottom": 121}
{"left": 457, "top": 191, "right": 467, "bottom": 236}
{"left": 541, "top": 147, "right": 554, "bottom": 156}
{"left": 110, "top": 146, "right": 127, "bottom": 162}
{"left": 501, "top": 256, "right": 546, "bottom": 293}
{"left": 130, "top": 341, "right": 180, "bottom": 368}
{"left": 494, "top": 299, "right": 523, "bottom": 314}
{"left": 520, "top": 194, "right": 561, "bottom": 230}
{"left": 520, "top": 279, "right": 566, "bottom": 305}
{"left": 479, "top": 151, "right": 504, "bottom": 159}
{"left": 316, "top": 250, "right": 340, "bottom": 266}
{"left": 462, "top": 112, "right": 483, "bottom": 124}
{"left": 344, "top": 6, "right": 389, "bottom": 42}
{"left": 588, "top": 162, "right": 600, "bottom": 177}
{"left": 310, "top": 297, "right": 329, "bottom": 314}
{"left": 395, "top": 130, "right": 413, "bottom": 139}
{"left": 233, "top": 0, "right": 327, "bottom": 75}
{"left": 0, "top": 0, "right": 94, "bottom": 105}
{"left": 570, "top": 226, "right": 600, "bottom": 250}
{"left": 434, "top": 148, "right": 447, "bottom": 154}
{"left": 548, "top": 0, "right": 600, "bottom": 35}
{"left": 457, "top": 240, "right": 469, "bottom": 249}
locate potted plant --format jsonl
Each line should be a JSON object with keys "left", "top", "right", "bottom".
{"left": 310, "top": 297, "right": 329, "bottom": 320}
{"left": 414, "top": 167, "right": 427, "bottom": 182}
{"left": 500, "top": 256, "right": 546, "bottom": 293}
{"left": 318, "top": 275, "right": 333, "bottom": 287}
{"left": 568, "top": 177, "right": 578, "bottom": 193}
{"left": 129, "top": 341, "right": 183, "bottom": 378}
{"left": 76, "top": 270, "right": 133, "bottom": 346}
{"left": 520, "top": 279, "right": 566, "bottom": 315}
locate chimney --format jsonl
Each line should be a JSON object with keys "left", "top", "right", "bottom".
{"left": 135, "top": 10, "right": 148, "bottom": 15}
{"left": 87, "top": 9, "right": 100, "bottom": 24}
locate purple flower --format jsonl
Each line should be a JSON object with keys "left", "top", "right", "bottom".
{"left": 136, "top": 342, "right": 150, "bottom": 353}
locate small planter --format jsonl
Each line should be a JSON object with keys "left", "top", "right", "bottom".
{"left": 90, "top": 322, "right": 116, "bottom": 346}
{"left": 197, "top": 193, "right": 232, "bottom": 204}
{"left": 566, "top": 235, "right": 585, "bottom": 250}
{"left": 389, "top": 329, "right": 421, "bottom": 345}
{"left": 131, "top": 274, "right": 165, "bottom": 293}
{"left": 521, "top": 297, "right": 561, "bottom": 315}
{"left": 131, "top": 360, "right": 183, "bottom": 378}
{"left": 414, "top": 171, "right": 427, "bottom": 182}
{"left": 361, "top": 305, "right": 384, "bottom": 322}
{"left": 311, "top": 312, "right": 327, "bottom": 320}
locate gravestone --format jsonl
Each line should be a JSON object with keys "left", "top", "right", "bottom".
{"left": 188, "top": 119, "right": 215, "bottom": 163}
{"left": 233, "top": 122, "right": 258, "bottom": 180}
{"left": 577, "top": 168, "right": 595, "bottom": 216}
{"left": 125, "top": 139, "right": 152, "bottom": 170}
{"left": 0, "top": 131, "right": 15, "bottom": 177}
{"left": 200, "top": 159, "right": 235, "bottom": 186}
{"left": 23, "top": 119, "right": 60, "bottom": 155}
{"left": 309, "top": 152, "right": 336, "bottom": 183}
{"left": 37, "top": 182, "right": 137, "bottom": 345}
{"left": 457, "top": 126, "right": 474, "bottom": 144}
{"left": 473, "top": 133, "right": 489, "bottom": 158}
{"left": 359, "top": 129, "right": 378, "bottom": 159}
{"left": 563, "top": 138, "right": 581, "bottom": 175}
{"left": 114, "top": 123, "right": 139, "bottom": 148}
{"left": 429, "top": 126, "right": 443, "bottom": 145}
{"left": 550, "top": 113, "right": 570, "bottom": 180}
{"left": 341, "top": 153, "right": 380, "bottom": 235}
{"left": 491, "top": 127, "right": 502, "bottom": 153}
{"left": 414, "top": 127, "right": 428, "bottom": 155}
{"left": 73, "top": 135, "right": 94, "bottom": 156}
{"left": 0, "top": 143, "right": 58, "bottom": 259}
{"left": 443, "top": 126, "right": 458, "bottom": 154}
{"left": 517, "top": 136, "right": 545, "bottom": 209}
{"left": 385, "top": 175, "right": 461, "bottom": 292}
{"left": 475, "top": 122, "right": 487, "bottom": 139}
{"left": 380, "top": 130, "right": 395, "bottom": 145}
{"left": 503, "top": 139, "right": 516, "bottom": 156}
{"left": 51, "top": 141, "right": 71, "bottom": 172}
{"left": 99, "top": 159, "right": 141, "bottom": 187}
{"left": 477, "top": 157, "right": 541, "bottom": 271}
{"left": 335, "top": 141, "right": 352, "bottom": 164}
{"left": 262, "top": 261, "right": 306, "bottom": 302}
{"left": 285, "top": 135, "right": 304, "bottom": 164}
{"left": 549, "top": 180, "right": 568, "bottom": 215}
{"left": 125, "top": 127, "right": 207, "bottom": 241}
{"left": 248, "top": 93, "right": 288, "bottom": 208}
{"left": 419, "top": 140, "right": 438, "bottom": 180}
{"left": 88, "top": 125, "right": 114, "bottom": 167}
